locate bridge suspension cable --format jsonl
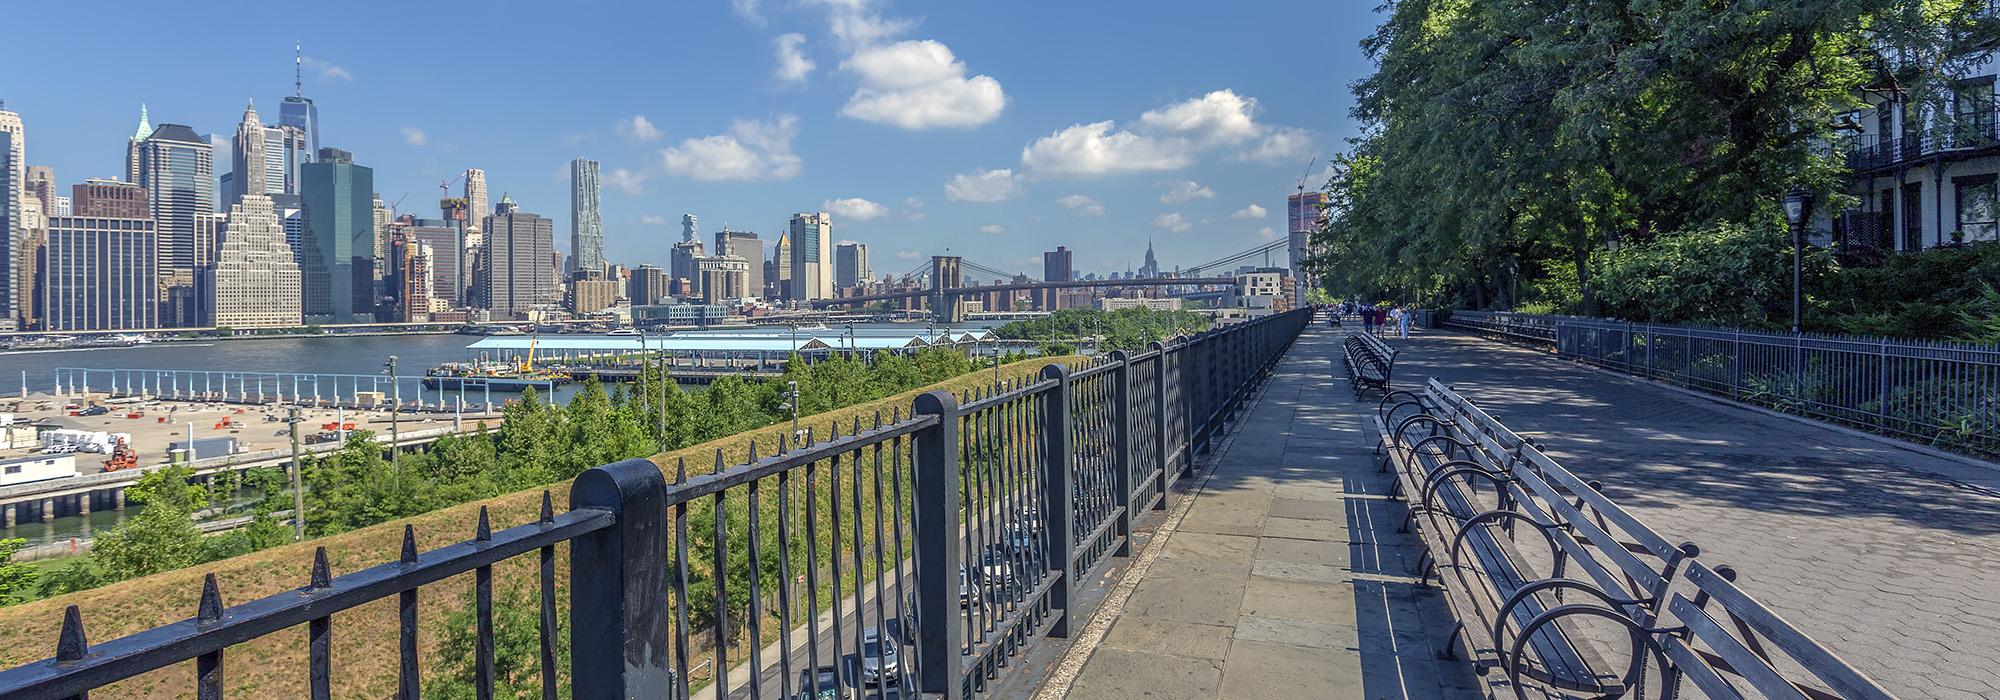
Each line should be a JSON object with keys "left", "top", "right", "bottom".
{"left": 1183, "top": 239, "right": 1287, "bottom": 275}
{"left": 961, "top": 259, "right": 1028, "bottom": 281}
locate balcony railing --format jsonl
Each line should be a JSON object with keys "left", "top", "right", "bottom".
{"left": 1844, "top": 107, "right": 2000, "bottom": 171}
{"left": 0, "top": 308, "right": 1311, "bottom": 699}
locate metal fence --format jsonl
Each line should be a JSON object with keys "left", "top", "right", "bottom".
{"left": 1445, "top": 310, "right": 2000, "bottom": 456}
{"left": 0, "top": 308, "right": 1310, "bottom": 700}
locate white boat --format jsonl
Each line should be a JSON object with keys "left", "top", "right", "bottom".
{"left": 112, "top": 334, "right": 153, "bottom": 345}
{"left": 604, "top": 328, "right": 642, "bottom": 337}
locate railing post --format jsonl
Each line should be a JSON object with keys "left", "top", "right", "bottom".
{"left": 1148, "top": 341, "right": 1169, "bottom": 508}
{"left": 1039, "top": 363, "right": 1075, "bottom": 638}
{"left": 1109, "top": 350, "right": 1133, "bottom": 557}
{"left": 568, "top": 458, "right": 672, "bottom": 697}
{"left": 912, "top": 390, "right": 963, "bottom": 699}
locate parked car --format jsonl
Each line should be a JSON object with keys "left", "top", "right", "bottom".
{"left": 959, "top": 565, "right": 977, "bottom": 607}
{"left": 77, "top": 405, "right": 109, "bottom": 417}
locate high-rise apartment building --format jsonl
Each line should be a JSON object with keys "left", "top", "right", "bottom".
{"left": 136, "top": 123, "right": 214, "bottom": 281}
{"left": 228, "top": 102, "right": 267, "bottom": 206}
{"left": 834, "top": 242, "right": 870, "bottom": 291}
{"left": 628, "top": 264, "right": 667, "bottom": 305}
{"left": 482, "top": 195, "right": 556, "bottom": 318}
{"left": 406, "top": 218, "right": 463, "bottom": 306}
{"left": 72, "top": 179, "right": 147, "bottom": 219}
{"left": 717, "top": 228, "right": 762, "bottom": 296}
{"left": 569, "top": 158, "right": 603, "bottom": 277}
{"left": 0, "top": 102, "right": 21, "bottom": 329}
{"left": 567, "top": 278, "right": 620, "bottom": 314}
{"left": 207, "top": 195, "right": 302, "bottom": 328}
{"left": 40, "top": 215, "right": 158, "bottom": 331}
{"left": 787, "top": 212, "right": 832, "bottom": 301}
{"left": 299, "top": 147, "right": 375, "bottom": 322}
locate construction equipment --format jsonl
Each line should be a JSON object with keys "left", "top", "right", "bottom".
{"left": 102, "top": 437, "right": 138, "bottom": 471}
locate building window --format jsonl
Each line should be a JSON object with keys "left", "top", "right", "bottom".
{"left": 1956, "top": 175, "right": 1998, "bottom": 243}
{"left": 1953, "top": 78, "right": 1995, "bottom": 148}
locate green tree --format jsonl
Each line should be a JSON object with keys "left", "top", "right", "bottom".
{"left": 92, "top": 465, "right": 208, "bottom": 578}
{"left": 0, "top": 539, "right": 38, "bottom": 605}
{"left": 424, "top": 583, "right": 570, "bottom": 700}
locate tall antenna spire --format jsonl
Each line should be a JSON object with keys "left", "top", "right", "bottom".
{"left": 294, "top": 41, "right": 303, "bottom": 97}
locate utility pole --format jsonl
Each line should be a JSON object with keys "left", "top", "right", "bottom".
{"left": 385, "top": 355, "right": 400, "bottom": 473}
{"left": 287, "top": 406, "right": 305, "bottom": 541}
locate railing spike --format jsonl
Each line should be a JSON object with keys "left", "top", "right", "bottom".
{"left": 540, "top": 491, "right": 555, "bottom": 525}
{"left": 56, "top": 605, "right": 88, "bottom": 663}
{"left": 198, "top": 573, "right": 224, "bottom": 623}
{"left": 748, "top": 439, "right": 760, "bottom": 461}
{"left": 675, "top": 456, "right": 687, "bottom": 483}
{"left": 310, "top": 547, "right": 332, "bottom": 590}
{"left": 873, "top": 410, "right": 882, "bottom": 429}
{"left": 714, "top": 450, "right": 727, "bottom": 473}
{"left": 852, "top": 416, "right": 862, "bottom": 436}
{"left": 476, "top": 506, "right": 492, "bottom": 541}
{"left": 401, "top": 524, "right": 419, "bottom": 564}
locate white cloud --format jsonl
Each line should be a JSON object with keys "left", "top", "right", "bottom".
{"left": 616, "top": 115, "right": 663, "bottom": 142}
{"left": 401, "top": 127, "right": 429, "bottom": 147}
{"left": 1021, "top": 89, "right": 1313, "bottom": 178}
{"left": 1237, "top": 126, "right": 1314, "bottom": 164}
{"left": 731, "top": 0, "right": 764, "bottom": 25}
{"left": 1231, "top": 203, "right": 1268, "bottom": 220}
{"left": 840, "top": 40, "right": 1005, "bottom": 130}
{"left": 1151, "top": 212, "right": 1192, "bottom": 233}
{"left": 774, "top": 33, "right": 816, "bottom": 84}
{"left": 1160, "top": 180, "right": 1215, "bottom": 204}
{"left": 823, "top": 197, "right": 889, "bottom": 221}
{"left": 1057, "top": 194, "right": 1104, "bottom": 217}
{"left": 944, "top": 168, "right": 1022, "bottom": 202}
{"left": 1020, "top": 121, "right": 1190, "bottom": 177}
{"left": 605, "top": 168, "right": 647, "bottom": 195}
{"left": 641, "top": 214, "right": 669, "bottom": 225}
{"left": 978, "top": 224, "right": 1006, "bottom": 234}
{"left": 1138, "top": 90, "right": 1261, "bottom": 144}
{"left": 902, "top": 196, "right": 926, "bottom": 221}
{"left": 1257, "top": 226, "right": 1279, "bottom": 239}
{"left": 301, "top": 56, "right": 353, "bottom": 82}
{"left": 896, "top": 249, "right": 922, "bottom": 260}
{"left": 658, "top": 115, "right": 802, "bottom": 182}
{"left": 812, "top": 0, "right": 917, "bottom": 49}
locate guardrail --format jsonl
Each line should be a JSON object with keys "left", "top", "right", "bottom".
{"left": 1443, "top": 311, "right": 2000, "bottom": 457}
{"left": 0, "top": 308, "right": 1311, "bottom": 699}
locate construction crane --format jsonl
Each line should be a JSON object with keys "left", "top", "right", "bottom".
{"left": 1296, "top": 155, "right": 1318, "bottom": 195}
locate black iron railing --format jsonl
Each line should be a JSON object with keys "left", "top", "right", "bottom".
{"left": 1446, "top": 311, "right": 2000, "bottom": 456}
{"left": 0, "top": 308, "right": 1311, "bottom": 700}
{"left": 1843, "top": 105, "right": 2000, "bottom": 171}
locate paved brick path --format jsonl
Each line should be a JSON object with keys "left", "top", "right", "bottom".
{"left": 1045, "top": 325, "right": 1479, "bottom": 699}
{"left": 1395, "top": 329, "right": 2000, "bottom": 700}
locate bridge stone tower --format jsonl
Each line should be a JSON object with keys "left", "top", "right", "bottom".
{"left": 929, "top": 255, "right": 966, "bottom": 323}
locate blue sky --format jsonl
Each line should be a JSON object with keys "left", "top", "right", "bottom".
{"left": 4, "top": 0, "right": 1380, "bottom": 278}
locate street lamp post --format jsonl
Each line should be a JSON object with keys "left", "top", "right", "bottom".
{"left": 1784, "top": 186, "right": 1815, "bottom": 334}
{"left": 384, "top": 355, "right": 400, "bottom": 474}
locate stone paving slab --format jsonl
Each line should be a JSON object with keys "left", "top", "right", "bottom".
{"left": 1396, "top": 329, "right": 2000, "bottom": 700}
{"left": 1050, "top": 325, "right": 1480, "bottom": 699}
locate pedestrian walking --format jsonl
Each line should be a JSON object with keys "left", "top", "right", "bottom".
{"left": 1396, "top": 305, "right": 1413, "bottom": 338}
{"left": 1361, "top": 304, "right": 1377, "bottom": 335}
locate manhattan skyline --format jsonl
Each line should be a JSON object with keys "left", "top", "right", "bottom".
{"left": 1, "top": 0, "right": 1374, "bottom": 276}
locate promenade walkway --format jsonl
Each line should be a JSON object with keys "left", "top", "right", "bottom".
{"left": 1037, "top": 325, "right": 1481, "bottom": 699}
{"left": 1387, "top": 328, "right": 2000, "bottom": 700}
{"left": 1043, "top": 322, "right": 1999, "bottom": 700}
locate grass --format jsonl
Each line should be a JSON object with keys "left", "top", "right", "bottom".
{"left": 0, "top": 356, "right": 1077, "bottom": 699}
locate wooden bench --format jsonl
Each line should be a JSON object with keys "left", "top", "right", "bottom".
{"left": 1659, "top": 562, "right": 1897, "bottom": 700}
{"left": 1368, "top": 379, "right": 1903, "bottom": 699}
{"left": 1342, "top": 332, "right": 1399, "bottom": 399}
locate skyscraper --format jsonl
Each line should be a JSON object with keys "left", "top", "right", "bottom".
{"left": 136, "top": 122, "right": 213, "bottom": 326}
{"left": 569, "top": 157, "right": 603, "bottom": 277}
{"left": 1287, "top": 190, "right": 1326, "bottom": 301}
{"left": 1138, "top": 239, "right": 1160, "bottom": 279}
{"left": 788, "top": 212, "right": 832, "bottom": 301}
{"left": 463, "top": 168, "right": 487, "bottom": 242}
{"left": 670, "top": 213, "right": 704, "bottom": 295}
{"left": 208, "top": 195, "right": 302, "bottom": 328}
{"left": 483, "top": 194, "right": 556, "bottom": 319}
{"left": 300, "top": 147, "right": 375, "bottom": 322}
{"left": 228, "top": 101, "right": 267, "bottom": 206}
{"left": 406, "top": 218, "right": 463, "bottom": 306}
{"left": 628, "top": 264, "right": 667, "bottom": 305}
{"left": 41, "top": 214, "right": 158, "bottom": 331}
{"left": 835, "top": 242, "right": 870, "bottom": 290}
{"left": 124, "top": 104, "right": 149, "bottom": 184}
{"left": 263, "top": 125, "right": 307, "bottom": 194}
{"left": 717, "top": 228, "right": 763, "bottom": 296}
{"left": 1040, "top": 246, "right": 1074, "bottom": 311}
{"left": 281, "top": 43, "right": 320, "bottom": 160}
{"left": 0, "top": 102, "right": 21, "bottom": 329}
